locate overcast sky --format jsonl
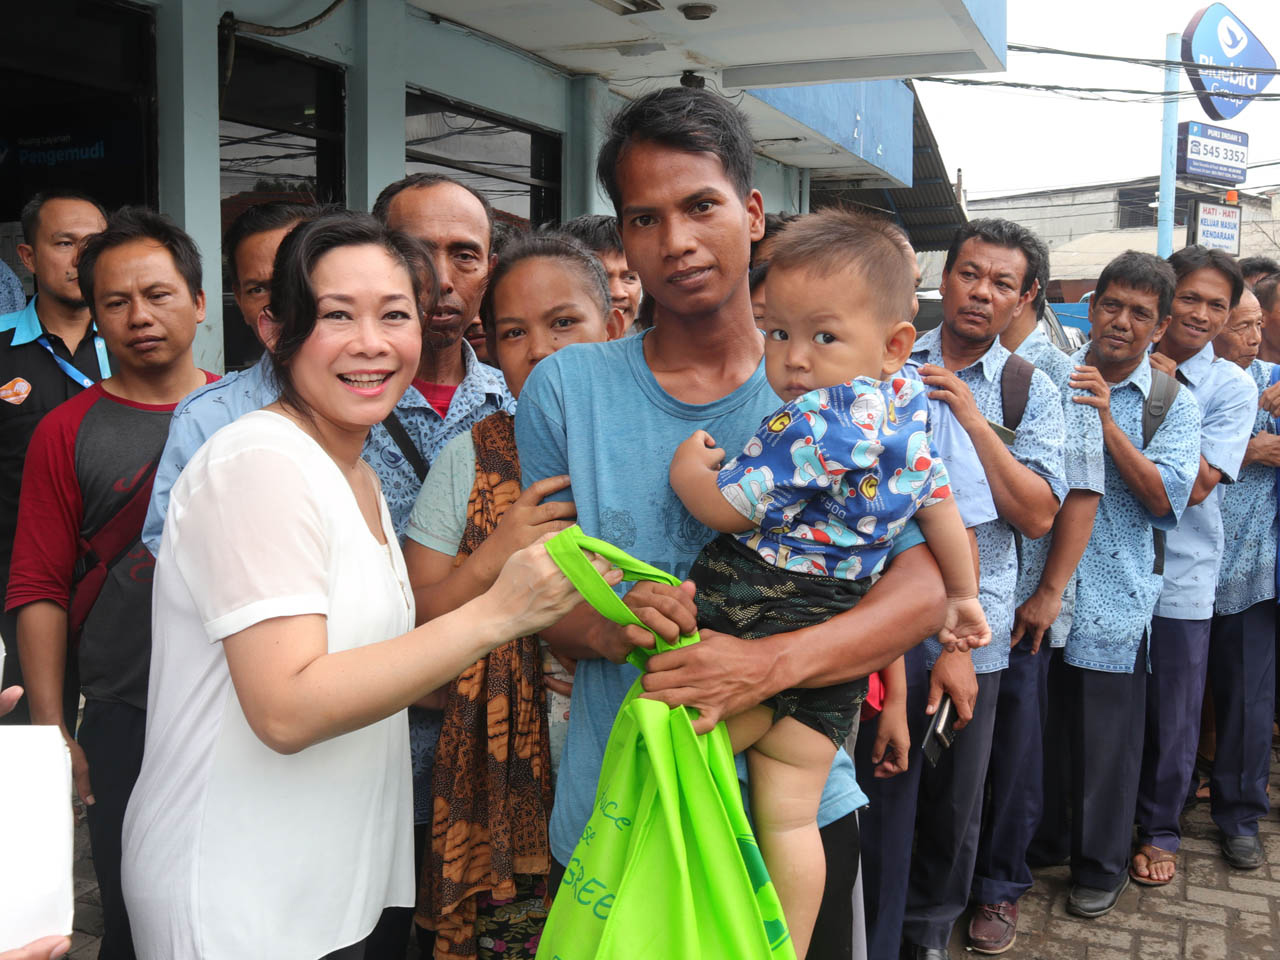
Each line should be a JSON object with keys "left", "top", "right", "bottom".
{"left": 915, "top": 1, "right": 1280, "bottom": 200}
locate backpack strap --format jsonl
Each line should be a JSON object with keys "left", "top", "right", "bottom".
{"left": 1142, "top": 366, "right": 1181, "bottom": 577}
{"left": 382, "top": 410, "right": 429, "bottom": 483}
{"left": 68, "top": 461, "right": 159, "bottom": 640}
{"left": 990, "top": 353, "right": 1034, "bottom": 446}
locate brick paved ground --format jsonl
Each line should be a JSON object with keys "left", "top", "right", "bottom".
{"left": 67, "top": 744, "right": 1280, "bottom": 959}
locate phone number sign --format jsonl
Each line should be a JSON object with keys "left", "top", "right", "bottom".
{"left": 1178, "top": 121, "right": 1249, "bottom": 184}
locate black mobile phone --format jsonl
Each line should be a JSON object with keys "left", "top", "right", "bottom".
{"left": 921, "top": 695, "right": 959, "bottom": 768}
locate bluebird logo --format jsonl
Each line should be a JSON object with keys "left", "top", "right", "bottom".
{"left": 1218, "top": 15, "right": 1248, "bottom": 57}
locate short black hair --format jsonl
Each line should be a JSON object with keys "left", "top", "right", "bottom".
{"left": 77, "top": 206, "right": 202, "bottom": 311}
{"left": 943, "top": 218, "right": 1045, "bottom": 297}
{"left": 268, "top": 211, "right": 438, "bottom": 416}
{"left": 749, "top": 260, "right": 769, "bottom": 293}
{"left": 1167, "top": 245, "right": 1244, "bottom": 309}
{"left": 21, "top": 189, "right": 107, "bottom": 244}
{"left": 559, "top": 214, "right": 623, "bottom": 256}
{"left": 371, "top": 173, "right": 495, "bottom": 245}
{"left": 1094, "top": 250, "right": 1178, "bottom": 320}
{"left": 481, "top": 231, "right": 610, "bottom": 344}
{"left": 596, "top": 86, "right": 755, "bottom": 216}
{"left": 1254, "top": 272, "right": 1280, "bottom": 314}
{"left": 1239, "top": 256, "right": 1280, "bottom": 282}
{"left": 490, "top": 219, "right": 525, "bottom": 258}
{"left": 224, "top": 200, "right": 322, "bottom": 286}
{"left": 1028, "top": 233, "right": 1050, "bottom": 321}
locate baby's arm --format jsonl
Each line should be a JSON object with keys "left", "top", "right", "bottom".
{"left": 916, "top": 496, "right": 991, "bottom": 651}
{"left": 670, "top": 430, "right": 755, "bottom": 534}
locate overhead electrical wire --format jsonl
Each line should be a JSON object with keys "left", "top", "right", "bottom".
{"left": 915, "top": 40, "right": 1280, "bottom": 105}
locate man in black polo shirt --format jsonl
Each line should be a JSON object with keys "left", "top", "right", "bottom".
{"left": 0, "top": 189, "right": 108, "bottom": 723}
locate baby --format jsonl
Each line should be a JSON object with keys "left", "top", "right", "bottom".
{"left": 669, "top": 207, "right": 989, "bottom": 959}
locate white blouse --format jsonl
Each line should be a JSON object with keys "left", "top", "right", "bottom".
{"left": 122, "top": 411, "right": 415, "bottom": 959}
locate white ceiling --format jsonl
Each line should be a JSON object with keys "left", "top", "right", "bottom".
{"left": 409, "top": 0, "right": 1003, "bottom": 182}
{"left": 409, "top": 0, "right": 1004, "bottom": 88}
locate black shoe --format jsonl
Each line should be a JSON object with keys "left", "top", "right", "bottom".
{"left": 1066, "top": 874, "right": 1129, "bottom": 918}
{"left": 1220, "top": 833, "right": 1265, "bottom": 870}
{"left": 900, "top": 946, "right": 951, "bottom": 960}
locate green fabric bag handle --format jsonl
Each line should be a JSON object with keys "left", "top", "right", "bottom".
{"left": 545, "top": 524, "right": 699, "bottom": 669}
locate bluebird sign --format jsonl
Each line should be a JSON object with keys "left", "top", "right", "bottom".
{"left": 1182, "top": 4, "right": 1274, "bottom": 121}
{"left": 1178, "top": 121, "right": 1249, "bottom": 184}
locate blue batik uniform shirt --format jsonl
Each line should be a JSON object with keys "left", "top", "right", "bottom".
{"left": 1012, "top": 329, "right": 1106, "bottom": 646}
{"left": 910, "top": 327, "right": 1067, "bottom": 672}
{"left": 516, "top": 332, "right": 927, "bottom": 864}
{"left": 901, "top": 359, "right": 997, "bottom": 529}
{"left": 143, "top": 353, "right": 278, "bottom": 555}
{"left": 1153, "top": 343, "right": 1257, "bottom": 621}
{"left": 719, "top": 376, "right": 949, "bottom": 581}
{"left": 1066, "top": 350, "right": 1201, "bottom": 672}
{"left": 1215, "top": 359, "right": 1277, "bottom": 616}
{"left": 364, "top": 340, "right": 514, "bottom": 535}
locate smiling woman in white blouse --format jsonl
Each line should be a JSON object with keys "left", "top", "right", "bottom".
{"left": 120, "top": 212, "right": 616, "bottom": 960}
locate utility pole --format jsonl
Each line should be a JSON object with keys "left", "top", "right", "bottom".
{"left": 1157, "top": 32, "right": 1180, "bottom": 258}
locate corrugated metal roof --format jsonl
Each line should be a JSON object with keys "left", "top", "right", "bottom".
{"left": 807, "top": 83, "right": 966, "bottom": 252}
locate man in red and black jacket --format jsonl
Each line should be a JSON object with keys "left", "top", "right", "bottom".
{"left": 7, "top": 207, "right": 217, "bottom": 960}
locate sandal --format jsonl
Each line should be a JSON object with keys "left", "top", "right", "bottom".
{"left": 1130, "top": 843, "right": 1177, "bottom": 886}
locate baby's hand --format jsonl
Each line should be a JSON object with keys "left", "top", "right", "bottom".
{"left": 672, "top": 430, "right": 725, "bottom": 475}
{"left": 938, "top": 596, "right": 991, "bottom": 653}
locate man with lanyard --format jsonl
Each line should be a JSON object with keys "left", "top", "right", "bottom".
{"left": 901, "top": 219, "right": 1067, "bottom": 960}
{"left": 966, "top": 237, "right": 1105, "bottom": 954}
{"left": 1206, "top": 289, "right": 1279, "bottom": 871}
{"left": 142, "top": 200, "right": 318, "bottom": 557}
{"left": 0, "top": 189, "right": 107, "bottom": 724}
{"left": 1132, "top": 246, "right": 1255, "bottom": 888}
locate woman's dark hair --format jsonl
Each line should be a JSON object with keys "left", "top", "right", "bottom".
{"left": 78, "top": 206, "right": 202, "bottom": 310}
{"left": 596, "top": 86, "right": 755, "bottom": 216}
{"left": 1167, "top": 244, "right": 1245, "bottom": 309}
{"left": 480, "top": 232, "right": 611, "bottom": 347}
{"left": 267, "top": 211, "right": 438, "bottom": 415}
{"left": 1094, "top": 251, "right": 1178, "bottom": 320}
{"left": 943, "top": 218, "right": 1045, "bottom": 298}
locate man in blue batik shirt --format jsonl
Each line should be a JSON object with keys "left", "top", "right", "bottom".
{"left": 965, "top": 245, "right": 1106, "bottom": 954}
{"left": 901, "top": 220, "right": 1066, "bottom": 960}
{"left": 1062, "top": 252, "right": 1201, "bottom": 919}
{"left": 1206, "top": 289, "right": 1279, "bottom": 871}
{"left": 143, "top": 201, "right": 318, "bottom": 555}
{"left": 1132, "top": 247, "right": 1255, "bottom": 889}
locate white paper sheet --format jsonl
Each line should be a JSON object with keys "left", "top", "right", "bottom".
{"left": 0, "top": 725, "right": 74, "bottom": 950}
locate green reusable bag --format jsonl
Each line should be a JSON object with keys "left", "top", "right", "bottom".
{"left": 536, "top": 525, "right": 795, "bottom": 960}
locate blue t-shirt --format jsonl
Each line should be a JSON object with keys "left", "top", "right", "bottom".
{"left": 515, "top": 332, "right": 925, "bottom": 864}
{"left": 720, "top": 377, "right": 947, "bottom": 580}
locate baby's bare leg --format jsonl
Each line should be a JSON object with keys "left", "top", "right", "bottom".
{"left": 726, "top": 704, "right": 776, "bottom": 753}
{"left": 748, "top": 717, "right": 837, "bottom": 960}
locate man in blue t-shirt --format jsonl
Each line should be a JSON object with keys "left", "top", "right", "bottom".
{"left": 516, "top": 86, "right": 947, "bottom": 958}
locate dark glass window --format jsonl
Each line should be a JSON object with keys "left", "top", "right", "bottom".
{"left": 405, "top": 90, "right": 561, "bottom": 229}
{"left": 219, "top": 39, "right": 344, "bottom": 368}
{"left": 0, "top": 0, "right": 156, "bottom": 296}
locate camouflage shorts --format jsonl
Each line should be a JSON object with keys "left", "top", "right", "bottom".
{"left": 690, "top": 534, "right": 871, "bottom": 747}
